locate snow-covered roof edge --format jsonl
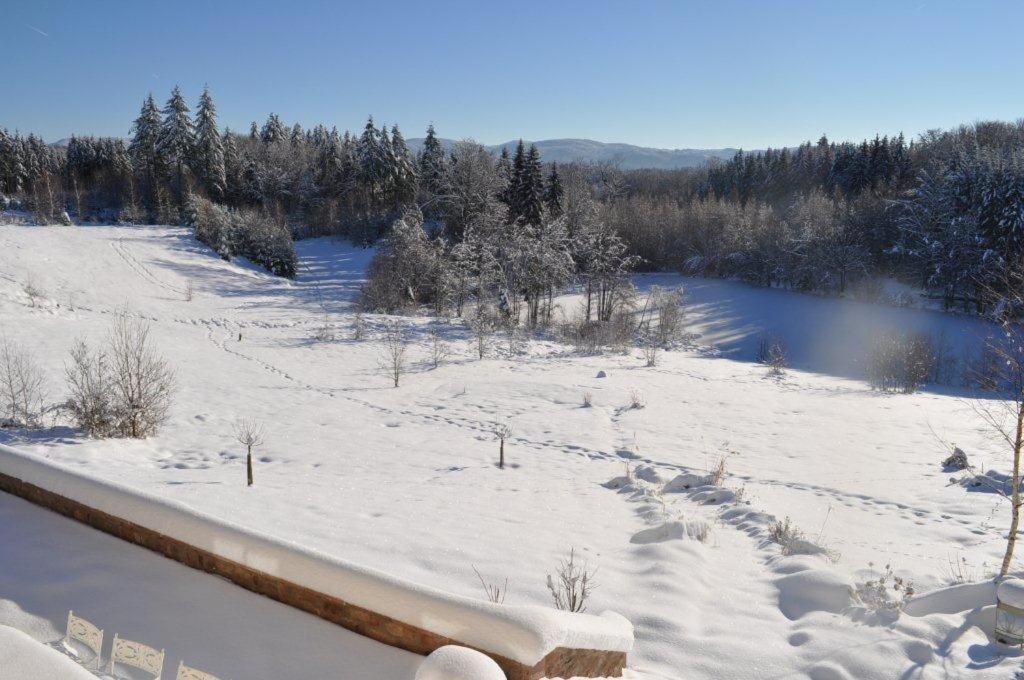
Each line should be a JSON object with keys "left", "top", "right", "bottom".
{"left": 0, "top": 444, "right": 633, "bottom": 665}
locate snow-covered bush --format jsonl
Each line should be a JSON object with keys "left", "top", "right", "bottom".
{"left": 184, "top": 194, "right": 297, "bottom": 277}
{"left": 627, "top": 388, "right": 646, "bottom": 410}
{"left": 866, "top": 330, "right": 935, "bottom": 393}
{"left": 0, "top": 338, "right": 47, "bottom": 429}
{"left": 546, "top": 548, "right": 596, "bottom": 613}
{"left": 361, "top": 213, "right": 446, "bottom": 313}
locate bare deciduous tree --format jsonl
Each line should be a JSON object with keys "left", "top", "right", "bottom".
{"left": 22, "top": 274, "right": 43, "bottom": 308}
{"left": 0, "top": 337, "right": 46, "bottom": 428}
{"left": 234, "top": 418, "right": 265, "bottom": 487}
{"left": 546, "top": 548, "right": 596, "bottom": 613}
{"left": 493, "top": 420, "right": 513, "bottom": 469}
{"left": 378, "top": 320, "right": 409, "bottom": 387}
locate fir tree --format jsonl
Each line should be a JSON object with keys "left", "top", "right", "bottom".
{"left": 544, "top": 163, "right": 564, "bottom": 218}
{"left": 156, "top": 85, "right": 196, "bottom": 176}
{"left": 418, "top": 124, "right": 447, "bottom": 203}
{"left": 261, "top": 114, "right": 286, "bottom": 144}
{"left": 193, "top": 86, "right": 226, "bottom": 200}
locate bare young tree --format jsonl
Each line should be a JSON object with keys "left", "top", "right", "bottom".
{"left": 493, "top": 420, "right": 513, "bottom": 469}
{"left": 546, "top": 548, "right": 596, "bottom": 613}
{"left": 184, "top": 279, "right": 194, "bottom": 302}
{"left": 378, "top": 320, "right": 409, "bottom": 387}
{"left": 972, "top": 269, "right": 1024, "bottom": 576}
{"left": 108, "top": 316, "right": 176, "bottom": 438}
{"left": 468, "top": 308, "right": 496, "bottom": 360}
{"left": 0, "top": 337, "right": 47, "bottom": 428}
{"left": 234, "top": 418, "right": 265, "bottom": 487}
{"left": 641, "top": 332, "right": 660, "bottom": 367}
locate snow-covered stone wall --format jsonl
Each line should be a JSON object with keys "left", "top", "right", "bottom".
{"left": 0, "top": 443, "right": 632, "bottom": 679}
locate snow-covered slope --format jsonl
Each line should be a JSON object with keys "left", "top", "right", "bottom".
{"left": 0, "top": 224, "right": 1020, "bottom": 678}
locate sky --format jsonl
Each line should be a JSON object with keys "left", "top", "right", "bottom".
{"left": 2, "top": 0, "right": 1023, "bottom": 150}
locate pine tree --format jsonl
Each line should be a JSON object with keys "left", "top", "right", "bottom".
{"left": 193, "top": 86, "right": 226, "bottom": 200}
{"left": 544, "top": 162, "right": 564, "bottom": 218}
{"left": 389, "top": 125, "right": 417, "bottom": 205}
{"left": 129, "top": 93, "right": 163, "bottom": 207}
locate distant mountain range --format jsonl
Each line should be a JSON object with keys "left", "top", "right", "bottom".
{"left": 407, "top": 138, "right": 740, "bottom": 170}
{"left": 51, "top": 136, "right": 741, "bottom": 170}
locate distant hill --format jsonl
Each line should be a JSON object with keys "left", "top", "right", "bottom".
{"left": 51, "top": 136, "right": 740, "bottom": 170}
{"left": 407, "top": 137, "right": 741, "bottom": 170}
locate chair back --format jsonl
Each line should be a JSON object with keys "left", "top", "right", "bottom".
{"left": 64, "top": 610, "right": 103, "bottom": 669}
{"left": 108, "top": 632, "right": 165, "bottom": 679}
{"left": 176, "top": 660, "right": 222, "bottom": 680}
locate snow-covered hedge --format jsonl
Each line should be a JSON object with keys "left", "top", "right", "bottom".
{"left": 0, "top": 444, "right": 632, "bottom": 666}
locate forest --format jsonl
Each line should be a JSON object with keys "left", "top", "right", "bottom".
{"left": 2, "top": 86, "right": 1023, "bottom": 319}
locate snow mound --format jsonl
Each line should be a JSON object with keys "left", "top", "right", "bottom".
{"left": 663, "top": 473, "right": 710, "bottom": 492}
{"left": 633, "top": 465, "right": 664, "bottom": 484}
{"left": 0, "top": 625, "right": 96, "bottom": 680}
{"left": 415, "top": 646, "right": 506, "bottom": 680}
{"left": 998, "top": 579, "right": 1024, "bottom": 609}
{"left": 630, "top": 519, "right": 709, "bottom": 544}
{"left": 775, "top": 569, "right": 855, "bottom": 620}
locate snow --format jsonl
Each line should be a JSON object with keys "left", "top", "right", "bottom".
{"left": 0, "top": 625, "right": 96, "bottom": 680}
{"left": 999, "top": 579, "right": 1024, "bottom": 609}
{"left": 415, "top": 646, "right": 507, "bottom": 680}
{"left": 1, "top": 223, "right": 1023, "bottom": 678}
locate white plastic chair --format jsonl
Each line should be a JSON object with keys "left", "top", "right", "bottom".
{"left": 107, "top": 633, "right": 165, "bottom": 679}
{"left": 175, "top": 660, "right": 222, "bottom": 680}
{"left": 58, "top": 610, "right": 104, "bottom": 670}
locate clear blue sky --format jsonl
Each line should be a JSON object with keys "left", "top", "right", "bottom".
{"left": 3, "top": 0, "right": 1023, "bottom": 149}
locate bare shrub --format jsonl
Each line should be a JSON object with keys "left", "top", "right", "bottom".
{"left": 473, "top": 566, "right": 508, "bottom": 604}
{"left": 854, "top": 563, "right": 915, "bottom": 612}
{"left": 766, "top": 337, "right": 787, "bottom": 377}
{"left": 313, "top": 314, "right": 335, "bottom": 342}
{"left": 0, "top": 338, "right": 47, "bottom": 428}
{"left": 109, "top": 317, "right": 176, "bottom": 438}
{"left": 234, "top": 418, "right": 265, "bottom": 487}
{"left": 641, "top": 333, "right": 660, "bottom": 367}
{"left": 546, "top": 548, "right": 596, "bottom": 613}
{"left": 767, "top": 516, "right": 838, "bottom": 560}
{"left": 22, "top": 274, "right": 43, "bottom": 308}
{"left": 708, "top": 456, "right": 728, "bottom": 486}
{"left": 627, "top": 388, "right": 646, "bottom": 410}
{"left": 866, "top": 330, "right": 935, "bottom": 393}
{"left": 493, "top": 420, "right": 513, "bottom": 469}
{"left": 66, "top": 318, "right": 175, "bottom": 439}
{"left": 581, "top": 391, "right": 593, "bottom": 408}
{"left": 378, "top": 321, "right": 409, "bottom": 387}
{"left": 654, "top": 287, "right": 685, "bottom": 344}
{"left": 65, "top": 340, "right": 115, "bottom": 438}
{"left": 184, "top": 279, "right": 194, "bottom": 302}
{"left": 428, "top": 331, "right": 448, "bottom": 369}
{"left": 352, "top": 310, "right": 367, "bottom": 341}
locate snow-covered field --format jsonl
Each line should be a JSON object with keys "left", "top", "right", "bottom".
{"left": 0, "top": 224, "right": 1021, "bottom": 678}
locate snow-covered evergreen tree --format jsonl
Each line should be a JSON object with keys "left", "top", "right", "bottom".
{"left": 193, "top": 86, "right": 226, "bottom": 200}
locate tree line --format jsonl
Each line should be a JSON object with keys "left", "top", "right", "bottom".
{"left": 2, "top": 87, "right": 1024, "bottom": 315}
